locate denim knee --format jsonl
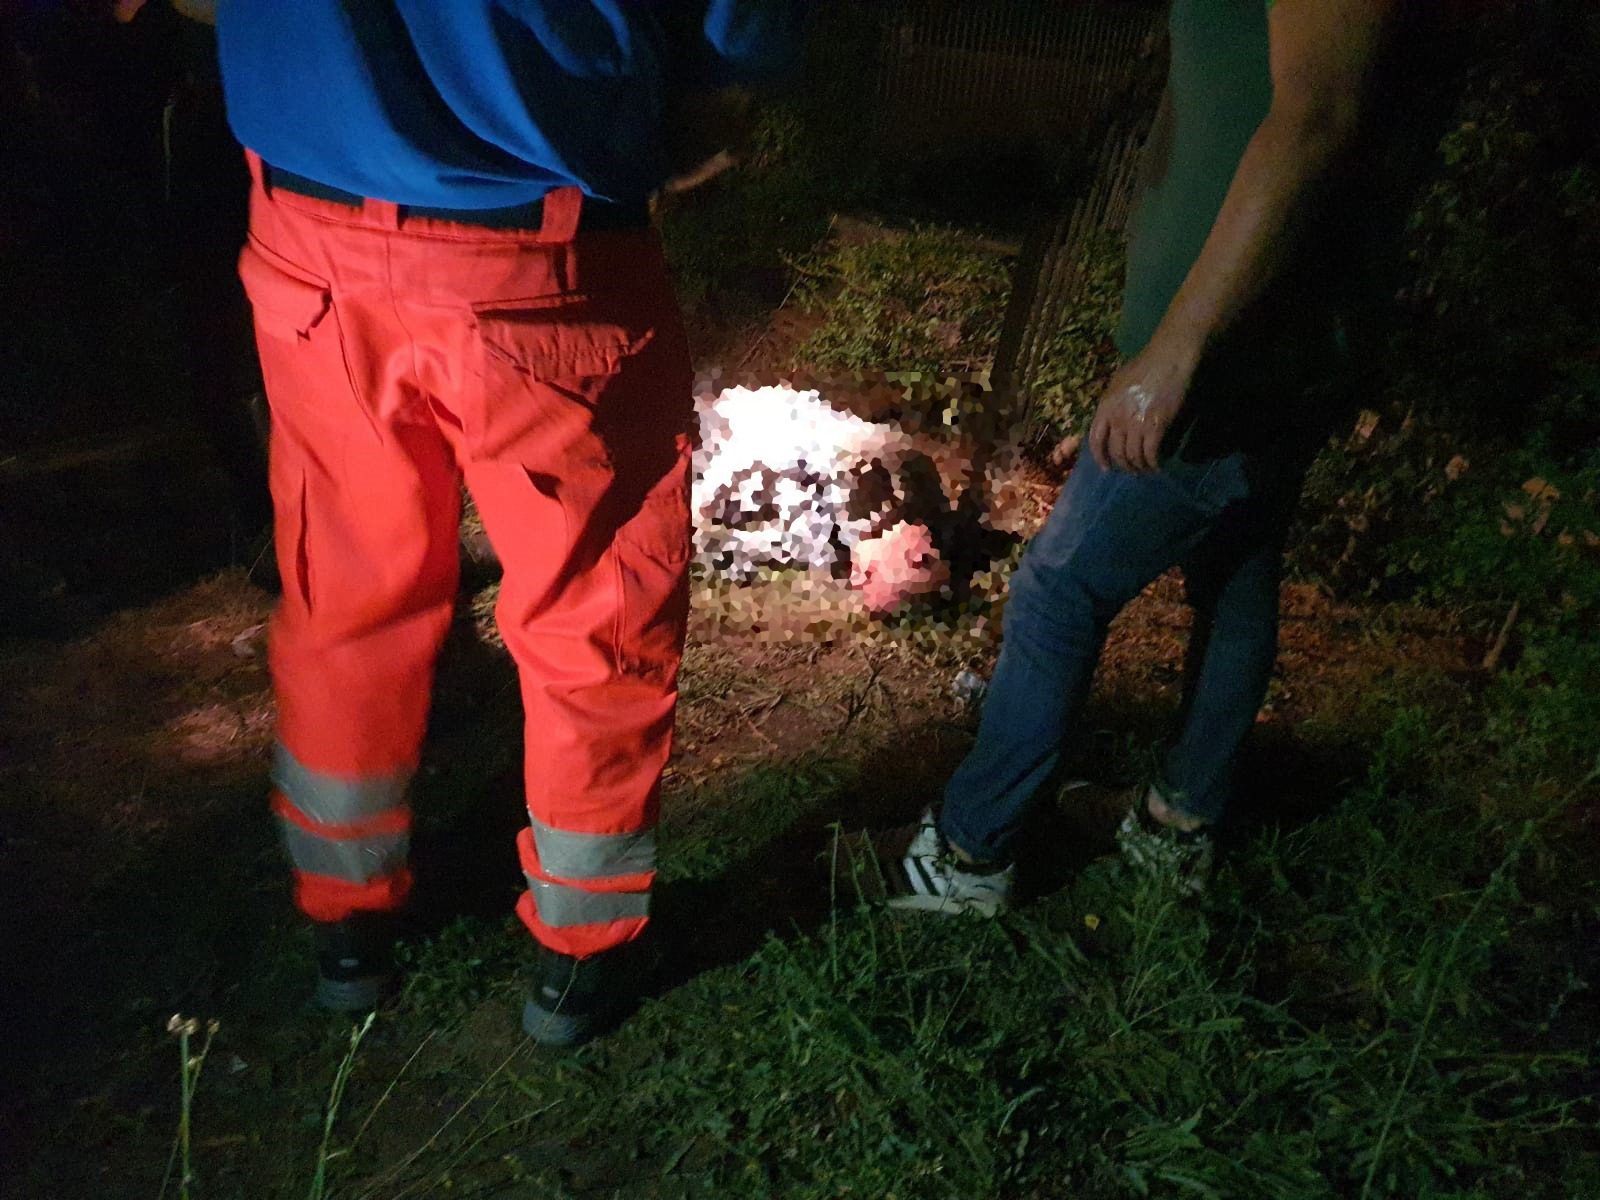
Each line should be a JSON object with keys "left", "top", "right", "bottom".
{"left": 1005, "top": 560, "right": 1104, "bottom": 659}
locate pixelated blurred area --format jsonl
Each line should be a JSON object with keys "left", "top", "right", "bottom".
{"left": 685, "top": 368, "right": 1052, "bottom": 646}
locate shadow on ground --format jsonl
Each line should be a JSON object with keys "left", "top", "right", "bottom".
{"left": 0, "top": 562, "right": 1405, "bottom": 1198}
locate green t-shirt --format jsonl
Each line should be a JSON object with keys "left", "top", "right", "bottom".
{"left": 1120, "top": 0, "right": 1459, "bottom": 464}
{"left": 1116, "top": 0, "right": 1450, "bottom": 458}
{"left": 1116, "top": 0, "right": 1274, "bottom": 360}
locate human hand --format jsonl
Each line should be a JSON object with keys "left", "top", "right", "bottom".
{"left": 664, "top": 149, "right": 738, "bottom": 196}
{"left": 663, "top": 87, "right": 754, "bottom": 184}
{"left": 1087, "top": 337, "right": 1200, "bottom": 474}
{"left": 171, "top": 0, "right": 218, "bottom": 24}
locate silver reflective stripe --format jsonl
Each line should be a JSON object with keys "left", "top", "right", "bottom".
{"left": 524, "top": 873, "right": 650, "bottom": 928}
{"left": 279, "top": 819, "right": 409, "bottom": 884}
{"left": 529, "top": 815, "right": 655, "bottom": 881}
{"left": 271, "top": 743, "right": 409, "bottom": 825}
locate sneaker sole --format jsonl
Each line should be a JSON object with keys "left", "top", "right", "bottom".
{"left": 884, "top": 892, "right": 1005, "bottom": 917}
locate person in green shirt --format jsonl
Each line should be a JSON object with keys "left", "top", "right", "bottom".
{"left": 883, "top": 0, "right": 1403, "bottom": 912}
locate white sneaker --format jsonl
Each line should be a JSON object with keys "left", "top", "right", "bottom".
{"left": 883, "top": 809, "right": 1014, "bottom": 916}
{"left": 1115, "top": 791, "right": 1214, "bottom": 898}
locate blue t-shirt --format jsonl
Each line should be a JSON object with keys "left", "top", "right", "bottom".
{"left": 216, "top": 1, "right": 805, "bottom": 208}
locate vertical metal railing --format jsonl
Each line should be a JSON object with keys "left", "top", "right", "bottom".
{"left": 865, "top": 0, "right": 1162, "bottom": 155}
{"left": 999, "top": 115, "right": 1156, "bottom": 439}
{"left": 811, "top": 0, "right": 1168, "bottom": 439}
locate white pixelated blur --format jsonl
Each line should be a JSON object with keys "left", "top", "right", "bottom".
{"left": 691, "top": 385, "right": 947, "bottom": 611}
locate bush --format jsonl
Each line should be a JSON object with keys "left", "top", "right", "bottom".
{"left": 789, "top": 226, "right": 1013, "bottom": 376}
{"left": 1293, "top": 14, "right": 1600, "bottom": 597}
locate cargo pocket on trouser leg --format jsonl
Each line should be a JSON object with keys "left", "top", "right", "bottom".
{"left": 239, "top": 237, "right": 355, "bottom": 622}
{"left": 499, "top": 441, "right": 689, "bottom": 960}
{"left": 267, "top": 469, "right": 314, "bottom": 614}
{"left": 613, "top": 436, "right": 693, "bottom": 681}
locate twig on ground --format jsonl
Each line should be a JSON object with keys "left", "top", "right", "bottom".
{"left": 738, "top": 692, "right": 785, "bottom": 750}
{"left": 1481, "top": 600, "right": 1521, "bottom": 672}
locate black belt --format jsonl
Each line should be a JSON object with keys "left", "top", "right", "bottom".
{"left": 264, "top": 164, "right": 651, "bottom": 233}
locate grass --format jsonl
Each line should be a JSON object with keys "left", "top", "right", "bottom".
{"left": 308, "top": 1014, "right": 375, "bottom": 1200}
{"left": 7, "top": 513, "right": 1595, "bottom": 1200}
{"left": 157, "top": 1015, "right": 218, "bottom": 1200}
{"left": 113, "top": 648, "right": 1595, "bottom": 1199}
{"left": 1023, "top": 228, "right": 1127, "bottom": 436}
{"left": 656, "top": 757, "right": 848, "bottom": 884}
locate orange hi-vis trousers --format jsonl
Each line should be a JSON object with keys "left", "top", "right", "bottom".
{"left": 239, "top": 153, "right": 693, "bottom": 959}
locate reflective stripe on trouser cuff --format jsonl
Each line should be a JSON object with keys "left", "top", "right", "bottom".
{"left": 524, "top": 873, "right": 650, "bottom": 928}
{"left": 271, "top": 742, "right": 410, "bottom": 825}
{"left": 528, "top": 815, "right": 655, "bottom": 881}
{"left": 280, "top": 820, "right": 409, "bottom": 885}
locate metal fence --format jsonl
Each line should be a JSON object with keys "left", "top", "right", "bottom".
{"left": 869, "top": 0, "right": 1164, "bottom": 158}
{"left": 994, "top": 107, "right": 1161, "bottom": 438}
{"left": 818, "top": 0, "right": 1169, "bottom": 437}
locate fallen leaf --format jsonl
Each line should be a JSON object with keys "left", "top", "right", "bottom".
{"left": 230, "top": 623, "right": 266, "bottom": 658}
{"left": 1522, "top": 476, "right": 1562, "bottom": 502}
{"left": 1445, "top": 454, "right": 1469, "bottom": 481}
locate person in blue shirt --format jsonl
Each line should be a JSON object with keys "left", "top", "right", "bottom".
{"left": 216, "top": 0, "right": 805, "bottom": 1047}
{"left": 218, "top": 1, "right": 804, "bottom": 209}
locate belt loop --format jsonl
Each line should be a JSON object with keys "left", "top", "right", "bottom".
{"left": 245, "top": 149, "right": 268, "bottom": 196}
{"left": 366, "top": 199, "right": 402, "bottom": 228}
{"left": 539, "top": 187, "right": 583, "bottom": 244}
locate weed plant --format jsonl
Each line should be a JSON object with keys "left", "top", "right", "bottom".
{"left": 510, "top": 709, "right": 1592, "bottom": 1199}
{"left": 308, "top": 1014, "right": 374, "bottom": 1200}
{"left": 158, "top": 1015, "right": 218, "bottom": 1200}
{"left": 789, "top": 226, "right": 1012, "bottom": 376}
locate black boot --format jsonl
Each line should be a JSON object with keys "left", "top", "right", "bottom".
{"left": 521, "top": 936, "right": 657, "bottom": 1048}
{"left": 313, "top": 912, "right": 398, "bottom": 1011}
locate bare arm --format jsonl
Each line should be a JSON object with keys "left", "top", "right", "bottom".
{"left": 1089, "top": 0, "right": 1393, "bottom": 474}
{"left": 114, "top": 0, "right": 216, "bottom": 24}
{"left": 170, "top": 0, "right": 217, "bottom": 24}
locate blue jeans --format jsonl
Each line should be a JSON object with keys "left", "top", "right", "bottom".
{"left": 940, "top": 448, "right": 1306, "bottom": 863}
